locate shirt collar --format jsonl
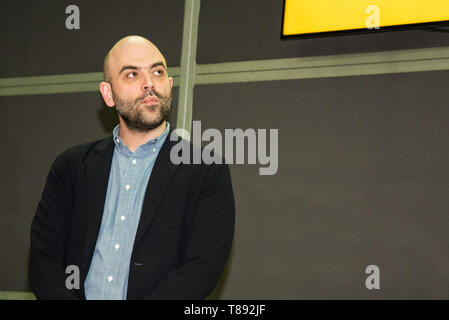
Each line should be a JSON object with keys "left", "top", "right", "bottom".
{"left": 112, "top": 122, "right": 171, "bottom": 158}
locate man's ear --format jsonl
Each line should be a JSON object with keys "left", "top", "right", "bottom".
{"left": 168, "top": 76, "right": 173, "bottom": 89}
{"left": 99, "top": 81, "right": 115, "bottom": 107}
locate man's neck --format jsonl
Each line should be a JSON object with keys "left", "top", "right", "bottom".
{"left": 118, "top": 119, "right": 167, "bottom": 153}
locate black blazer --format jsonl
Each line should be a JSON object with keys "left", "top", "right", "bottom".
{"left": 29, "top": 130, "right": 235, "bottom": 299}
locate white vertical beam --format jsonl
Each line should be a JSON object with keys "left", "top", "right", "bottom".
{"left": 176, "top": 0, "right": 201, "bottom": 139}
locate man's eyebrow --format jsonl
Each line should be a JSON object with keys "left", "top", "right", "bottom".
{"left": 150, "top": 61, "right": 167, "bottom": 70}
{"left": 118, "top": 62, "right": 167, "bottom": 76}
{"left": 119, "top": 65, "right": 138, "bottom": 76}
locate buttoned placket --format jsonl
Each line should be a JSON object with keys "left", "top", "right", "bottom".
{"left": 87, "top": 123, "right": 169, "bottom": 299}
{"left": 106, "top": 150, "right": 139, "bottom": 295}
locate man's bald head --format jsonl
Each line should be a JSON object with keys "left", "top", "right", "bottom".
{"left": 99, "top": 35, "right": 173, "bottom": 134}
{"left": 103, "top": 35, "right": 167, "bottom": 83}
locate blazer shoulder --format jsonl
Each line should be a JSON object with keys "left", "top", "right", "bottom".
{"left": 55, "top": 135, "right": 113, "bottom": 168}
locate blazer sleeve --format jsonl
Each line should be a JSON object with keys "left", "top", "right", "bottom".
{"left": 144, "top": 163, "right": 235, "bottom": 299}
{"left": 29, "top": 152, "right": 79, "bottom": 300}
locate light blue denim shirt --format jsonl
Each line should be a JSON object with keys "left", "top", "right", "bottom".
{"left": 84, "top": 122, "right": 170, "bottom": 300}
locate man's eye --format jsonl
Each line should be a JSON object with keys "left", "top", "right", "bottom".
{"left": 126, "top": 72, "right": 137, "bottom": 78}
{"left": 153, "top": 69, "right": 164, "bottom": 76}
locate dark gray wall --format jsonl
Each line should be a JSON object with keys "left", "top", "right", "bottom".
{"left": 195, "top": 72, "right": 449, "bottom": 299}
{"left": 1, "top": 0, "right": 184, "bottom": 77}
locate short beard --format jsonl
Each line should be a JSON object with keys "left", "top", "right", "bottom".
{"left": 112, "top": 86, "right": 172, "bottom": 133}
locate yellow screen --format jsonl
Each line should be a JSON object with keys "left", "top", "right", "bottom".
{"left": 283, "top": 0, "right": 449, "bottom": 36}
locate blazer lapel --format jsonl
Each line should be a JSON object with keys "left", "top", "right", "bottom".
{"left": 132, "top": 131, "right": 180, "bottom": 250}
{"left": 83, "top": 137, "right": 115, "bottom": 267}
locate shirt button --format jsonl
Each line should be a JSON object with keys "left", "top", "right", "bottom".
{"left": 116, "top": 138, "right": 120, "bottom": 143}
{"left": 153, "top": 148, "right": 156, "bottom": 152}
{"left": 114, "top": 244, "right": 120, "bottom": 250}
{"left": 107, "top": 276, "right": 113, "bottom": 282}
{"left": 132, "top": 159, "right": 137, "bottom": 164}
{"left": 120, "top": 215, "right": 126, "bottom": 221}
{"left": 125, "top": 184, "right": 130, "bottom": 190}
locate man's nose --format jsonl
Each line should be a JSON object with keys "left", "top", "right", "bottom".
{"left": 142, "top": 73, "right": 154, "bottom": 91}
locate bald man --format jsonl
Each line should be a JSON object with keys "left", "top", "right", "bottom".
{"left": 29, "top": 36, "right": 235, "bottom": 300}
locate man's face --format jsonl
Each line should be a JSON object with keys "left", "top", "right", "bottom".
{"left": 106, "top": 40, "right": 173, "bottom": 132}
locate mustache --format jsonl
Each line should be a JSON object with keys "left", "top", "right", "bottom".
{"left": 139, "top": 88, "right": 164, "bottom": 101}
